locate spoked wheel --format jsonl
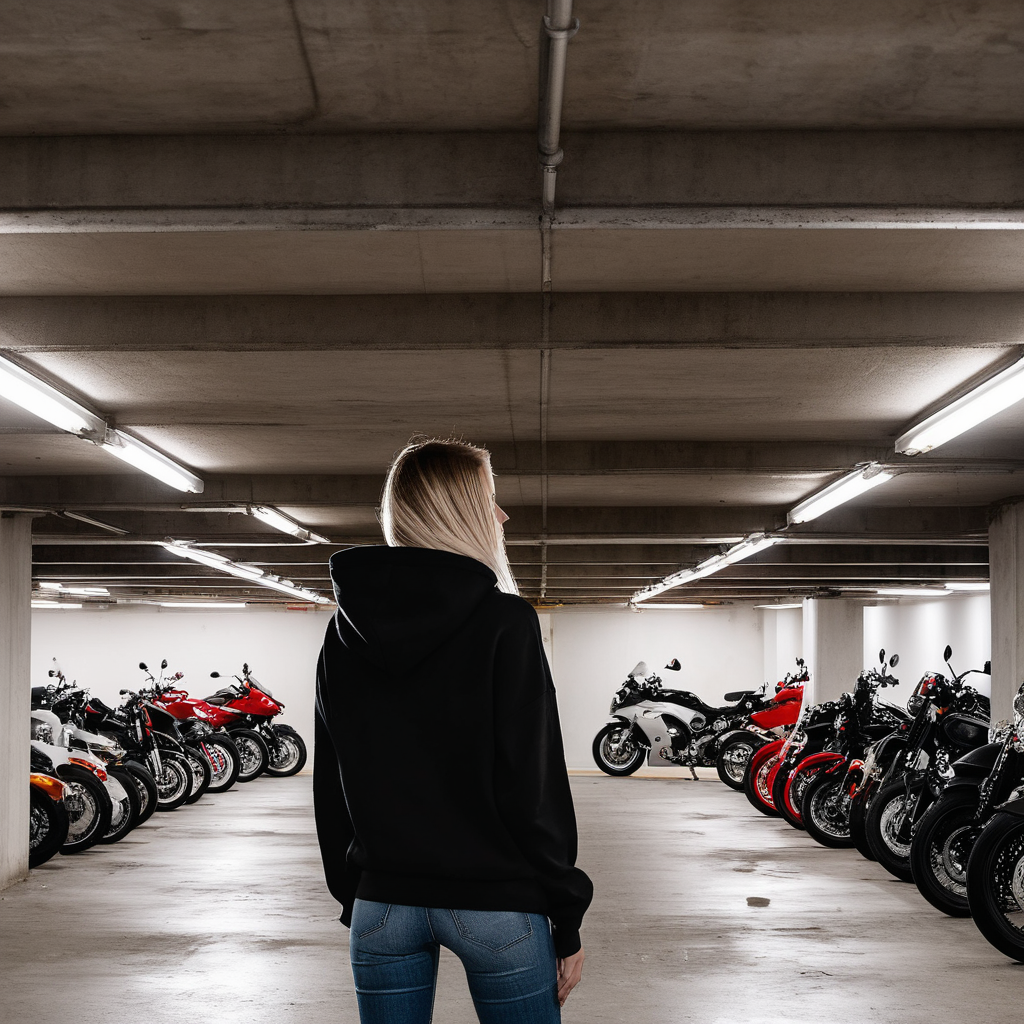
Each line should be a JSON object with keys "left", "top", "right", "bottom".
{"left": 865, "top": 780, "right": 918, "bottom": 882}
{"left": 29, "top": 786, "right": 69, "bottom": 868}
{"left": 716, "top": 734, "right": 761, "bottom": 790}
{"left": 744, "top": 745, "right": 781, "bottom": 817}
{"left": 199, "top": 737, "right": 240, "bottom": 793}
{"left": 153, "top": 753, "right": 191, "bottom": 811}
{"left": 911, "top": 787, "right": 982, "bottom": 917}
{"left": 265, "top": 729, "right": 308, "bottom": 778}
{"left": 802, "top": 771, "right": 855, "bottom": 848}
{"left": 56, "top": 765, "right": 112, "bottom": 854}
{"left": 230, "top": 729, "right": 270, "bottom": 782}
{"left": 184, "top": 746, "right": 212, "bottom": 804}
{"left": 121, "top": 761, "right": 159, "bottom": 825}
{"left": 98, "top": 767, "right": 142, "bottom": 844}
{"left": 966, "top": 812, "right": 1024, "bottom": 962}
{"left": 850, "top": 784, "right": 877, "bottom": 861}
{"left": 592, "top": 724, "right": 646, "bottom": 776}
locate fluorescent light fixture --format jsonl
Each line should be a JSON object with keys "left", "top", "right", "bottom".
{"left": 159, "top": 602, "right": 248, "bottom": 609}
{"left": 787, "top": 464, "right": 893, "bottom": 525}
{"left": 636, "top": 603, "right": 704, "bottom": 610}
{"left": 38, "top": 581, "right": 62, "bottom": 590}
{"left": 0, "top": 353, "right": 106, "bottom": 438}
{"left": 872, "top": 587, "right": 951, "bottom": 598}
{"left": 896, "top": 356, "right": 1024, "bottom": 456}
{"left": 632, "top": 534, "right": 779, "bottom": 604}
{"left": 37, "top": 582, "right": 109, "bottom": 596}
{"left": 250, "top": 505, "right": 330, "bottom": 544}
{"left": 944, "top": 582, "right": 990, "bottom": 592}
{"left": 101, "top": 429, "right": 204, "bottom": 493}
{"left": 756, "top": 603, "right": 804, "bottom": 610}
{"left": 32, "top": 601, "right": 83, "bottom": 609}
{"left": 162, "top": 541, "right": 331, "bottom": 604}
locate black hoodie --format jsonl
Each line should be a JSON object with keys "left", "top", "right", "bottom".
{"left": 313, "top": 545, "right": 593, "bottom": 958}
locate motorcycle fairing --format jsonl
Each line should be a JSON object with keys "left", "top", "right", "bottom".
{"left": 944, "top": 741, "right": 1004, "bottom": 789}
{"left": 996, "top": 795, "right": 1024, "bottom": 819}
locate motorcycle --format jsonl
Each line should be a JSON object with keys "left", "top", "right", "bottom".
{"left": 205, "top": 664, "right": 307, "bottom": 778}
{"left": 863, "top": 645, "right": 991, "bottom": 882}
{"left": 592, "top": 658, "right": 801, "bottom": 779}
{"left": 965, "top": 680, "right": 1024, "bottom": 963}
{"left": 29, "top": 747, "right": 69, "bottom": 868}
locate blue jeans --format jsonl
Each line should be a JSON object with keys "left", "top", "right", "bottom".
{"left": 349, "top": 899, "right": 560, "bottom": 1024}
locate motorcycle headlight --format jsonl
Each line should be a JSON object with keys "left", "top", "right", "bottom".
{"left": 30, "top": 721, "right": 54, "bottom": 744}
{"left": 1013, "top": 686, "right": 1024, "bottom": 721}
{"left": 907, "top": 695, "right": 925, "bottom": 715}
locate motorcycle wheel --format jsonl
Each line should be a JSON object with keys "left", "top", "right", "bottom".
{"left": 98, "top": 766, "right": 142, "bottom": 844}
{"left": 864, "top": 780, "right": 917, "bottom": 882}
{"left": 265, "top": 727, "right": 308, "bottom": 777}
{"left": 849, "top": 784, "right": 877, "bottom": 861}
{"left": 199, "top": 736, "right": 241, "bottom": 793}
{"left": 230, "top": 728, "right": 271, "bottom": 782}
{"left": 910, "top": 786, "right": 982, "bottom": 917}
{"left": 121, "top": 761, "right": 159, "bottom": 826}
{"left": 802, "top": 770, "right": 855, "bottom": 848}
{"left": 56, "top": 764, "right": 112, "bottom": 854}
{"left": 153, "top": 752, "right": 191, "bottom": 811}
{"left": 29, "top": 785, "right": 69, "bottom": 868}
{"left": 771, "top": 763, "right": 802, "bottom": 830}
{"left": 966, "top": 812, "right": 1024, "bottom": 963}
{"left": 744, "top": 746, "right": 780, "bottom": 817}
{"left": 715, "top": 733, "right": 762, "bottom": 790}
{"left": 592, "top": 723, "right": 646, "bottom": 777}
{"left": 184, "top": 746, "right": 212, "bottom": 803}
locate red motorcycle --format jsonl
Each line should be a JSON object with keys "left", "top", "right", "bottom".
{"left": 204, "top": 664, "right": 307, "bottom": 778}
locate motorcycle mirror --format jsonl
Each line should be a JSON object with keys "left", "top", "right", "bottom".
{"left": 119, "top": 689, "right": 128, "bottom": 695}
{"left": 665, "top": 659, "right": 681, "bottom": 671}
{"left": 984, "top": 660, "right": 992, "bottom": 675}
{"left": 243, "top": 662, "right": 249, "bottom": 673}
{"left": 889, "top": 654, "right": 899, "bottom": 668}
{"left": 878, "top": 648, "right": 885, "bottom": 665}
{"left": 139, "top": 662, "right": 147, "bottom": 670}
{"left": 796, "top": 657, "right": 805, "bottom": 667}
{"left": 210, "top": 671, "right": 220, "bottom": 678}
{"left": 48, "top": 669, "right": 54, "bottom": 677}
{"left": 943, "top": 644, "right": 953, "bottom": 663}
{"left": 161, "top": 659, "right": 168, "bottom": 669}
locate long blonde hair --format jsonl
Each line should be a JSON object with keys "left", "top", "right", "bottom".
{"left": 381, "top": 437, "right": 519, "bottom": 595}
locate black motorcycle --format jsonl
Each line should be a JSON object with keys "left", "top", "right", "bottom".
{"left": 864, "top": 645, "right": 991, "bottom": 882}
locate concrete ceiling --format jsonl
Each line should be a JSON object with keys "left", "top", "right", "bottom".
{"left": 1, "top": 2, "right": 1022, "bottom": 606}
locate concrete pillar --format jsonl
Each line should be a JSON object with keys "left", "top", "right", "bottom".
{"left": 989, "top": 500, "right": 1024, "bottom": 722}
{"left": 802, "top": 597, "right": 864, "bottom": 704}
{"left": 0, "top": 515, "right": 32, "bottom": 890}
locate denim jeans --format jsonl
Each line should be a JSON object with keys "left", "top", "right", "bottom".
{"left": 349, "top": 899, "right": 560, "bottom": 1024}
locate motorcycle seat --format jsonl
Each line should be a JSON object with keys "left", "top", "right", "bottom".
{"left": 723, "top": 690, "right": 754, "bottom": 701}
{"left": 204, "top": 688, "right": 237, "bottom": 705}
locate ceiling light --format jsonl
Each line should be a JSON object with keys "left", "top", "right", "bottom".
{"left": 159, "top": 602, "right": 248, "bottom": 609}
{"left": 0, "top": 353, "right": 106, "bottom": 438}
{"left": 162, "top": 542, "right": 331, "bottom": 604}
{"left": 101, "top": 429, "right": 204, "bottom": 493}
{"left": 896, "top": 356, "right": 1024, "bottom": 456}
{"left": 250, "top": 505, "right": 330, "bottom": 544}
{"left": 756, "top": 603, "right": 804, "bottom": 610}
{"left": 632, "top": 533, "right": 779, "bottom": 604}
{"left": 787, "top": 464, "right": 893, "bottom": 525}
{"left": 944, "top": 582, "right": 990, "bottom": 592}
{"left": 38, "top": 581, "right": 62, "bottom": 590}
{"left": 635, "top": 603, "right": 704, "bottom": 610}
{"left": 36, "top": 582, "right": 109, "bottom": 596}
{"left": 32, "top": 601, "right": 83, "bottom": 609}
{"left": 872, "top": 587, "right": 951, "bottom": 598}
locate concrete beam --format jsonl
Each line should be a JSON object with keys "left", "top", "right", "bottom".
{"left": 989, "top": 500, "right": 1024, "bottom": 721}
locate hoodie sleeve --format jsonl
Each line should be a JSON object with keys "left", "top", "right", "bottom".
{"left": 313, "top": 644, "right": 360, "bottom": 927}
{"left": 491, "top": 600, "right": 594, "bottom": 958}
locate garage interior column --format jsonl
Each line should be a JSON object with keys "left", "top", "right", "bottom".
{"left": 0, "top": 514, "right": 32, "bottom": 890}
{"left": 802, "top": 597, "right": 864, "bottom": 704}
{"left": 989, "top": 499, "right": 1024, "bottom": 722}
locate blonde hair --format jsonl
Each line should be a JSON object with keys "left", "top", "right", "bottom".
{"left": 381, "top": 437, "right": 519, "bottom": 595}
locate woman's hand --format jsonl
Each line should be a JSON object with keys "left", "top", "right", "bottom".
{"left": 557, "top": 947, "right": 585, "bottom": 1006}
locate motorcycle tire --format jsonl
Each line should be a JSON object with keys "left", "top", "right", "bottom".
{"left": 153, "top": 752, "right": 192, "bottom": 811}
{"left": 29, "top": 785, "right": 69, "bottom": 868}
{"left": 771, "top": 763, "right": 804, "bottom": 830}
{"left": 715, "top": 733, "right": 762, "bottom": 790}
{"left": 849, "top": 784, "right": 877, "bottom": 861}
{"left": 199, "top": 736, "right": 241, "bottom": 793}
{"left": 265, "top": 727, "right": 308, "bottom": 777}
{"left": 56, "top": 764, "right": 113, "bottom": 854}
{"left": 229, "top": 728, "right": 271, "bottom": 782}
{"left": 121, "top": 760, "right": 159, "bottom": 826}
{"left": 802, "top": 770, "right": 855, "bottom": 848}
{"left": 98, "top": 766, "right": 142, "bottom": 844}
{"left": 184, "top": 746, "right": 213, "bottom": 804}
{"left": 965, "top": 812, "right": 1024, "bottom": 963}
{"left": 592, "top": 723, "right": 646, "bottom": 777}
{"left": 910, "top": 786, "right": 982, "bottom": 917}
{"left": 744, "top": 745, "right": 780, "bottom": 817}
{"left": 864, "top": 779, "right": 917, "bottom": 882}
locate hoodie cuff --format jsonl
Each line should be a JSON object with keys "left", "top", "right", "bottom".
{"left": 552, "top": 925, "right": 581, "bottom": 958}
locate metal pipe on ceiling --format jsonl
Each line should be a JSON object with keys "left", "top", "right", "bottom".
{"left": 538, "top": 0, "right": 579, "bottom": 212}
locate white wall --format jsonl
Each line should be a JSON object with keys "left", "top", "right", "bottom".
{"left": 863, "top": 593, "right": 991, "bottom": 703}
{"left": 547, "top": 605, "right": 765, "bottom": 768}
{"left": 762, "top": 607, "right": 803, "bottom": 685}
{"left": 31, "top": 605, "right": 334, "bottom": 743}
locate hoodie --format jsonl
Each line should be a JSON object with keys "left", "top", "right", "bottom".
{"left": 313, "top": 545, "right": 593, "bottom": 958}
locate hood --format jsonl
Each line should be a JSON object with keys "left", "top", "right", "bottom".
{"left": 328, "top": 546, "right": 498, "bottom": 673}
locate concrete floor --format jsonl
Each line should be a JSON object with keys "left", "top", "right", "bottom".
{"left": 2, "top": 774, "right": 1021, "bottom": 1024}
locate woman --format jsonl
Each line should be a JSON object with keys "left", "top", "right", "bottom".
{"left": 314, "top": 437, "right": 593, "bottom": 1023}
